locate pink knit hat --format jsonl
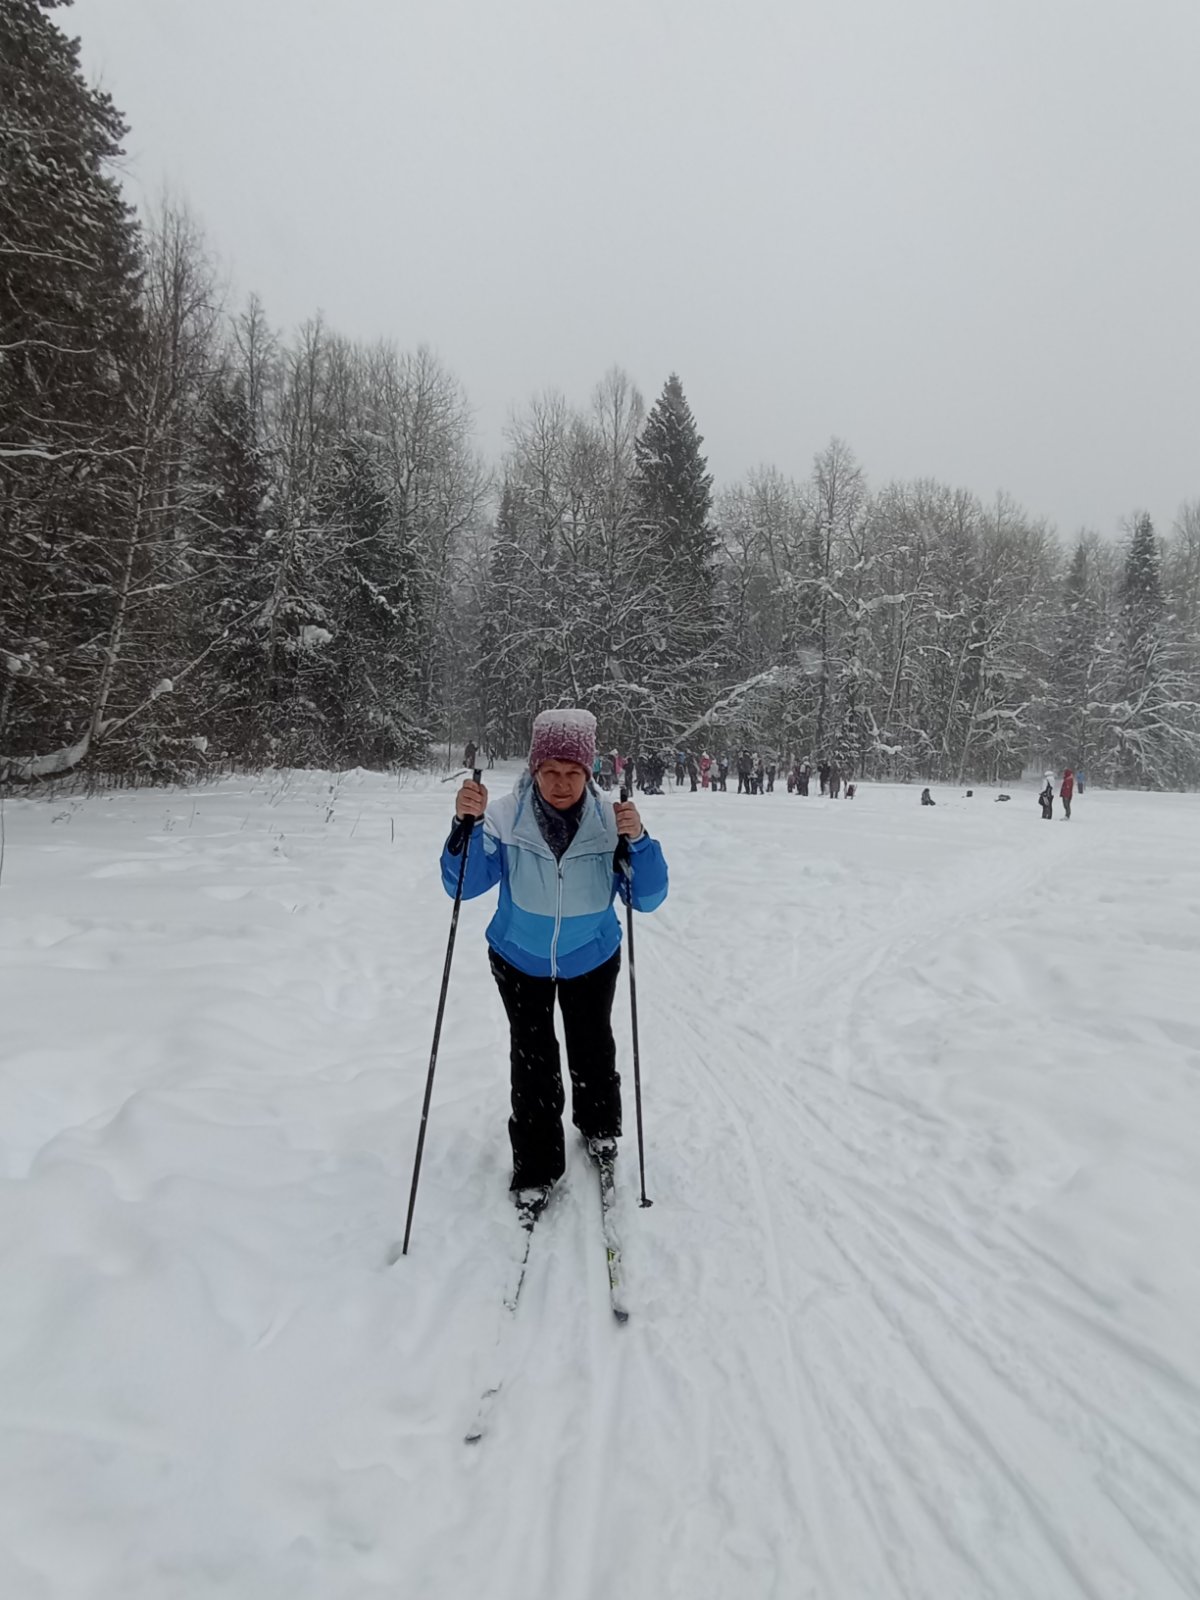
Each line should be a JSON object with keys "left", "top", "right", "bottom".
{"left": 528, "top": 708, "right": 597, "bottom": 773}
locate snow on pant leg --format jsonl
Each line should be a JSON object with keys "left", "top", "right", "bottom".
{"left": 488, "top": 951, "right": 566, "bottom": 1189}
{"left": 556, "top": 949, "right": 622, "bottom": 1141}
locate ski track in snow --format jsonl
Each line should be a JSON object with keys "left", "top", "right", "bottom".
{"left": 1, "top": 771, "right": 1199, "bottom": 1599}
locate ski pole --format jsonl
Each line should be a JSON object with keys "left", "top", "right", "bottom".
{"left": 615, "top": 789, "right": 652, "bottom": 1208}
{"left": 400, "top": 769, "right": 483, "bottom": 1257}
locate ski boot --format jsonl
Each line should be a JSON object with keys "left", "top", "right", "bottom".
{"left": 513, "top": 1183, "right": 552, "bottom": 1230}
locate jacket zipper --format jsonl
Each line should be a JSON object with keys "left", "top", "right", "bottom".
{"left": 550, "top": 861, "right": 564, "bottom": 978}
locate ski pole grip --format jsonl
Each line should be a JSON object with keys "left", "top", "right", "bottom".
{"left": 449, "top": 768, "right": 484, "bottom": 854}
{"left": 614, "top": 785, "right": 631, "bottom": 872}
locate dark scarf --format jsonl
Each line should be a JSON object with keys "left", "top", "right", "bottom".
{"left": 531, "top": 782, "right": 587, "bottom": 860}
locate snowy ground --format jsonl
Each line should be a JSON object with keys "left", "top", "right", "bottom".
{"left": 1, "top": 767, "right": 1199, "bottom": 1600}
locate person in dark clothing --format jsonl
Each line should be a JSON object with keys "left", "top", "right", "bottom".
{"left": 921, "top": 787, "right": 936, "bottom": 806}
{"left": 828, "top": 761, "right": 842, "bottom": 799}
{"left": 737, "top": 751, "right": 752, "bottom": 794}
{"left": 717, "top": 756, "right": 730, "bottom": 791}
{"left": 687, "top": 752, "right": 699, "bottom": 792}
{"left": 1060, "top": 768, "right": 1075, "bottom": 820}
{"left": 753, "top": 757, "right": 765, "bottom": 794}
{"left": 463, "top": 738, "right": 477, "bottom": 768}
{"left": 766, "top": 762, "right": 777, "bottom": 793}
{"left": 445, "top": 709, "right": 668, "bottom": 1212}
{"left": 798, "top": 764, "right": 811, "bottom": 796}
{"left": 818, "top": 761, "right": 830, "bottom": 795}
{"left": 1039, "top": 778, "right": 1054, "bottom": 819}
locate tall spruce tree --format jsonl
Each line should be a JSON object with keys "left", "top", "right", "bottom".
{"left": 185, "top": 374, "right": 273, "bottom": 763}
{"left": 1051, "top": 540, "right": 1100, "bottom": 769}
{"left": 633, "top": 374, "right": 716, "bottom": 731}
{"left": 1117, "top": 512, "right": 1166, "bottom": 783}
{"left": 324, "top": 437, "right": 426, "bottom": 767}
{"left": 0, "top": 0, "right": 144, "bottom": 774}
{"left": 1121, "top": 513, "right": 1164, "bottom": 685}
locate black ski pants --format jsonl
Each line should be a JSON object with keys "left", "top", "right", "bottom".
{"left": 489, "top": 948, "right": 622, "bottom": 1189}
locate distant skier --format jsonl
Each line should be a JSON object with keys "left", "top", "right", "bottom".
{"left": 686, "top": 752, "right": 699, "bottom": 792}
{"left": 1039, "top": 777, "right": 1054, "bottom": 819}
{"left": 737, "top": 750, "right": 752, "bottom": 794}
{"left": 699, "top": 752, "right": 712, "bottom": 789}
{"left": 828, "top": 760, "right": 842, "bottom": 799}
{"left": 753, "top": 756, "right": 765, "bottom": 795}
{"left": 444, "top": 709, "right": 668, "bottom": 1213}
{"left": 717, "top": 755, "right": 730, "bottom": 792}
{"left": 766, "top": 761, "right": 777, "bottom": 793}
{"left": 463, "top": 738, "right": 478, "bottom": 768}
{"left": 921, "top": 787, "right": 936, "bottom": 806}
{"left": 797, "top": 762, "right": 811, "bottom": 796}
{"left": 818, "top": 761, "right": 830, "bottom": 796}
{"left": 1077, "top": 769, "right": 1086, "bottom": 795}
{"left": 1060, "top": 768, "right": 1075, "bottom": 820}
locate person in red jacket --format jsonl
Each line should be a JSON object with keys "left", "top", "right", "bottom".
{"left": 1060, "top": 768, "right": 1075, "bottom": 820}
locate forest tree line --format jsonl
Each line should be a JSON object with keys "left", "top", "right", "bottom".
{"left": 3, "top": 0, "right": 1199, "bottom": 790}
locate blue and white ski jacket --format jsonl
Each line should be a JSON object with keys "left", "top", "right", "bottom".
{"left": 440, "top": 773, "right": 669, "bottom": 979}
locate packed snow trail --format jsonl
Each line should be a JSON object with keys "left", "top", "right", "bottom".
{"left": 1, "top": 771, "right": 1198, "bottom": 1599}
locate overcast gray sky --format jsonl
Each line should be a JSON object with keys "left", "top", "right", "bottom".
{"left": 69, "top": 0, "right": 1200, "bottom": 539}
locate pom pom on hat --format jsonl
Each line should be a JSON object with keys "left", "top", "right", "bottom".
{"left": 528, "top": 708, "right": 597, "bottom": 773}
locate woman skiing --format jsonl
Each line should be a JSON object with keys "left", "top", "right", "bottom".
{"left": 444, "top": 708, "right": 668, "bottom": 1215}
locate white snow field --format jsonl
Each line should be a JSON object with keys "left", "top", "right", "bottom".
{"left": 1, "top": 768, "right": 1199, "bottom": 1600}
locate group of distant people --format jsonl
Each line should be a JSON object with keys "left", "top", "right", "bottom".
{"left": 623, "top": 749, "right": 859, "bottom": 801}
{"left": 785, "top": 758, "right": 856, "bottom": 800}
{"left": 462, "top": 739, "right": 496, "bottom": 770}
{"left": 464, "top": 737, "right": 861, "bottom": 801}
{"left": 467, "top": 736, "right": 1088, "bottom": 821}
{"left": 919, "top": 767, "right": 1085, "bottom": 813}
{"left": 1039, "top": 767, "right": 1081, "bottom": 819}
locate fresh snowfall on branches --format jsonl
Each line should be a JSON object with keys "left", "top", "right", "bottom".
{"left": 3, "top": 1, "right": 1199, "bottom": 790}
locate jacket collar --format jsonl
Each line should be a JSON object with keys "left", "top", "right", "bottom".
{"left": 511, "top": 771, "right": 613, "bottom": 858}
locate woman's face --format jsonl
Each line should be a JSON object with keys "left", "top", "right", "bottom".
{"left": 536, "top": 760, "right": 589, "bottom": 810}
